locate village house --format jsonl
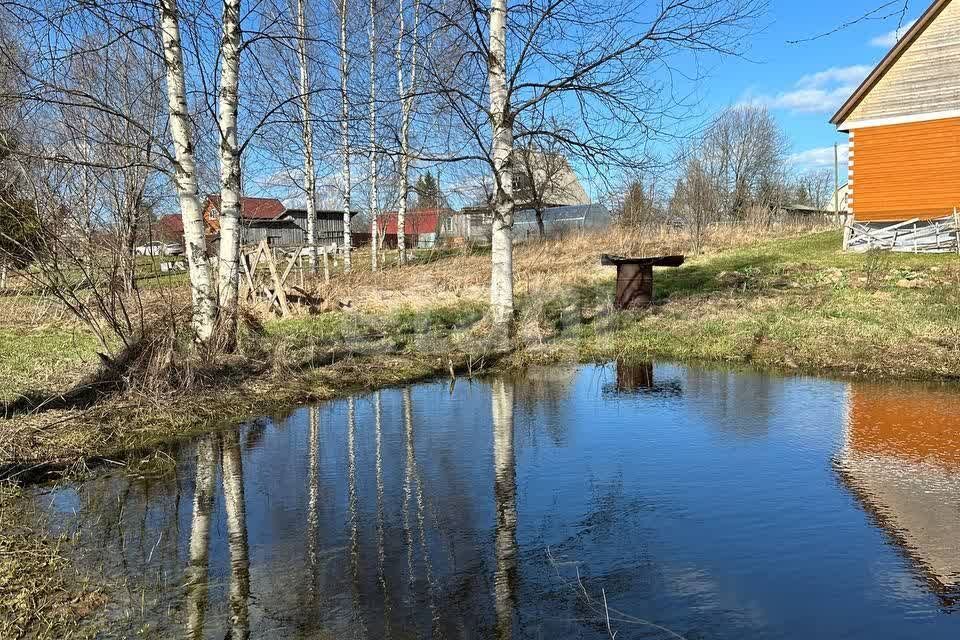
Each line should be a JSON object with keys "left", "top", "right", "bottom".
{"left": 377, "top": 207, "right": 453, "bottom": 249}
{"left": 202, "top": 195, "right": 356, "bottom": 252}
{"left": 831, "top": 0, "right": 960, "bottom": 251}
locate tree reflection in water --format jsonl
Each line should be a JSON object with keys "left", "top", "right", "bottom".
{"left": 22, "top": 365, "right": 960, "bottom": 639}
{"left": 184, "top": 437, "right": 216, "bottom": 640}
{"left": 222, "top": 431, "right": 251, "bottom": 640}
{"left": 492, "top": 378, "right": 518, "bottom": 640}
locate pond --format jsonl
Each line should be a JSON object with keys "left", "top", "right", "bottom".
{"left": 24, "top": 363, "right": 960, "bottom": 639}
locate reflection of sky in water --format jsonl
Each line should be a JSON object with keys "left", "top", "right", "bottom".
{"left": 25, "top": 364, "right": 960, "bottom": 639}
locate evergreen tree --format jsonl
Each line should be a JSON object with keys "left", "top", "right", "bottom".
{"left": 0, "top": 133, "right": 41, "bottom": 268}
{"left": 414, "top": 172, "right": 440, "bottom": 209}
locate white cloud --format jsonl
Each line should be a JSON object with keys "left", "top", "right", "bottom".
{"left": 869, "top": 19, "right": 917, "bottom": 47}
{"left": 796, "top": 65, "right": 873, "bottom": 89}
{"left": 746, "top": 65, "right": 871, "bottom": 115}
{"left": 788, "top": 144, "right": 849, "bottom": 170}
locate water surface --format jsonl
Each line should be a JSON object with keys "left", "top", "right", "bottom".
{"left": 29, "top": 363, "right": 960, "bottom": 639}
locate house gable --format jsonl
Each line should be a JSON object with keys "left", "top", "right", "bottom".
{"left": 834, "top": 0, "right": 960, "bottom": 129}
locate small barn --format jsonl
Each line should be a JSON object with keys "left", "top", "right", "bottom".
{"left": 831, "top": 0, "right": 960, "bottom": 251}
{"left": 202, "top": 195, "right": 357, "bottom": 252}
{"left": 284, "top": 207, "right": 357, "bottom": 247}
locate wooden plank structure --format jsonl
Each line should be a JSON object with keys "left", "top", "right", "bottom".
{"left": 239, "top": 240, "right": 322, "bottom": 317}
{"left": 845, "top": 214, "right": 960, "bottom": 253}
{"left": 601, "top": 254, "right": 685, "bottom": 310}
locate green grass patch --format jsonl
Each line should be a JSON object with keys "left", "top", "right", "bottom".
{"left": 0, "top": 328, "right": 99, "bottom": 403}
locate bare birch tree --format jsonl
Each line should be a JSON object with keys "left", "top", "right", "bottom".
{"left": 394, "top": 0, "right": 420, "bottom": 262}
{"left": 298, "top": 0, "right": 320, "bottom": 273}
{"left": 423, "top": 0, "right": 762, "bottom": 339}
{"left": 487, "top": 0, "right": 513, "bottom": 337}
{"left": 368, "top": 0, "right": 380, "bottom": 272}
{"left": 338, "top": 0, "right": 354, "bottom": 272}
{"left": 216, "top": 0, "right": 244, "bottom": 324}
{"left": 159, "top": 0, "right": 217, "bottom": 340}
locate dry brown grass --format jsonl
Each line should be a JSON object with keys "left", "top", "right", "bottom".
{"left": 302, "top": 221, "right": 833, "bottom": 315}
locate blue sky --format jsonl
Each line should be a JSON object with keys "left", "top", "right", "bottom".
{"left": 703, "top": 0, "right": 921, "bottom": 177}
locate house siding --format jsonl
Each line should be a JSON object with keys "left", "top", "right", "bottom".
{"left": 846, "top": 0, "right": 960, "bottom": 125}
{"left": 848, "top": 117, "right": 960, "bottom": 221}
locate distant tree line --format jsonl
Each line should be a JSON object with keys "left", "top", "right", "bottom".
{"left": 615, "top": 104, "right": 837, "bottom": 252}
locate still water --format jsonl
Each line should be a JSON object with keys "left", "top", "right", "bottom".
{"left": 29, "top": 363, "right": 960, "bottom": 639}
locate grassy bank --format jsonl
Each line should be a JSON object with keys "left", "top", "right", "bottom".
{"left": 567, "top": 231, "right": 960, "bottom": 378}
{"left": 3, "top": 225, "right": 960, "bottom": 475}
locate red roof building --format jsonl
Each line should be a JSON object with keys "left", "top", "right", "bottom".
{"left": 203, "top": 195, "right": 286, "bottom": 232}
{"left": 380, "top": 208, "right": 450, "bottom": 235}
{"left": 156, "top": 214, "right": 184, "bottom": 241}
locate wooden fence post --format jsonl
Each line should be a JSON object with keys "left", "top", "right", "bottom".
{"left": 322, "top": 247, "right": 330, "bottom": 284}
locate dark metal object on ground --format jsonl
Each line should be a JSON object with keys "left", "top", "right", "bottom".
{"left": 601, "top": 254, "right": 685, "bottom": 310}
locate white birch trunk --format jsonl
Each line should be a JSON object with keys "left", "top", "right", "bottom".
{"left": 185, "top": 438, "right": 216, "bottom": 640}
{"left": 298, "top": 0, "right": 319, "bottom": 274}
{"left": 217, "top": 0, "right": 243, "bottom": 318}
{"left": 368, "top": 0, "right": 379, "bottom": 273}
{"left": 221, "top": 431, "right": 250, "bottom": 640}
{"left": 158, "top": 0, "right": 217, "bottom": 341}
{"left": 338, "top": 0, "right": 353, "bottom": 272}
{"left": 394, "top": 0, "right": 419, "bottom": 264}
{"left": 488, "top": 0, "right": 515, "bottom": 338}
{"left": 492, "top": 379, "right": 517, "bottom": 639}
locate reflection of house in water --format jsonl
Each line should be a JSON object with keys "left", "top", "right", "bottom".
{"left": 838, "top": 384, "right": 960, "bottom": 596}
{"left": 602, "top": 362, "right": 683, "bottom": 397}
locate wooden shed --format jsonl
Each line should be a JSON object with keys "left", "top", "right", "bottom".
{"left": 831, "top": 0, "right": 960, "bottom": 251}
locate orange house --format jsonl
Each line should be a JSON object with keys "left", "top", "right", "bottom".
{"left": 831, "top": 0, "right": 960, "bottom": 226}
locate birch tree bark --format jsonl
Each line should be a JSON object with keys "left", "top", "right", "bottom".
{"left": 394, "top": 0, "right": 420, "bottom": 264}
{"left": 338, "top": 0, "right": 353, "bottom": 272}
{"left": 158, "top": 0, "right": 217, "bottom": 341}
{"left": 216, "top": 0, "right": 244, "bottom": 321}
{"left": 487, "top": 0, "right": 515, "bottom": 339}
{"left": 368, "top": 0, "right": 379, "bottom": 273}
{"left": 297, "top": 0, "right": 319, "bottom": 274}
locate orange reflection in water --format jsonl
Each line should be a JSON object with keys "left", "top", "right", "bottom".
{"left": 848, "top": 385, "right": 960, "bottom": 468}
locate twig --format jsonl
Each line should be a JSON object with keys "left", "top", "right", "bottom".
{"left": 602, "top": 588, "right": 617, "bottom": 639}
